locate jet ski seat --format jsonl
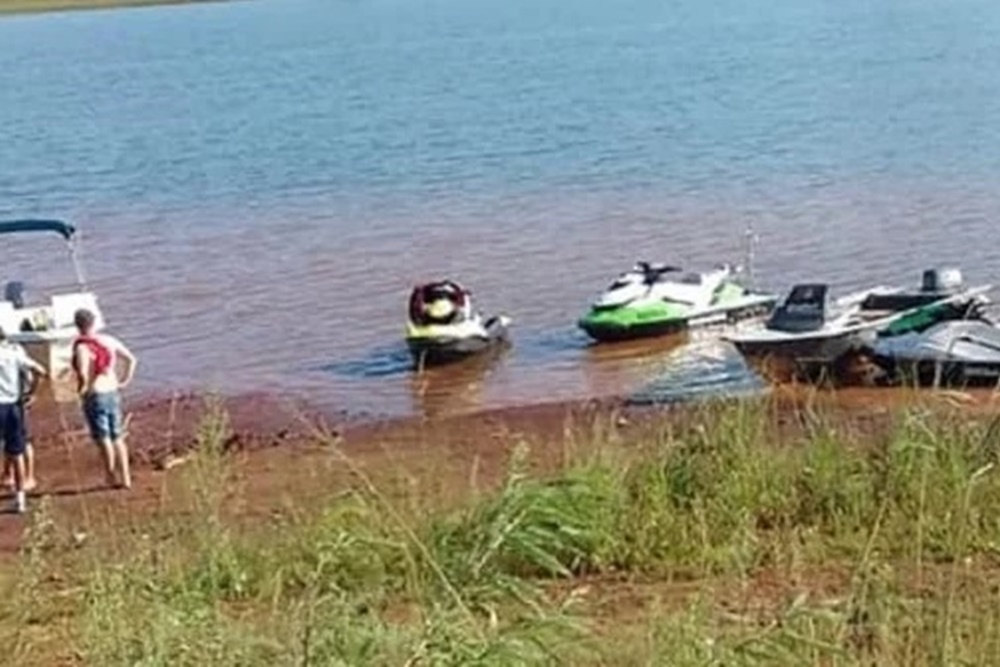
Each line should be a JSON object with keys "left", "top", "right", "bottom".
{"left": 767, "top": 284, "right": 829, "bottom": 333}
{"left": 861, "top": 293, "right": 948, "bottom": 312}
{"left": 861, "top": 268, "right": 968, "bottom": 313}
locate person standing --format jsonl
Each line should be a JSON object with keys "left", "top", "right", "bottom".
{"left": 71, "top": 309, "right": 137, "bottom": 490}
{"left": 0, "top": 329, "right": 46, "bottom": 513}
{"left": 2, "top": 367, "right": 39, "bottom": 493}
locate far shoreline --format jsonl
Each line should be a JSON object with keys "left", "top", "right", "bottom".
{"left": 0, "top": 0, "right": 234, "bottom": 17}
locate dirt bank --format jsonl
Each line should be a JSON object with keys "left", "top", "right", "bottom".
{"left": 0, "top": 384, "right": 996, "bottom": 555}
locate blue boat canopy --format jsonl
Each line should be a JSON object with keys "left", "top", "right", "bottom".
{"left": 0, "top": 219, "right": 76, "bottom": 240}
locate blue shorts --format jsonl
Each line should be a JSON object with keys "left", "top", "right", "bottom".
{"left": 83, "top": 392, "right": 123, "bottom": 443}
{"left": 0, "top": 403, "right": 26, "bottom": 457}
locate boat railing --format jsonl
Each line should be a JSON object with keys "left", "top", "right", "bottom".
{"left": 0, "top": 290, "right": 102, "bottom": 335}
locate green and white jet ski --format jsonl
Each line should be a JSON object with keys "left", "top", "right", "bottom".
{"left": 405, "top": 280, "right": 511, "bottom": 367}
{"left": 579, "top": 263, "right": 777, "bottom": 342}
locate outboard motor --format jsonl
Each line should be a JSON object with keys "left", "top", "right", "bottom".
{"left": 4, "top": 281, "right": 25, "bottom": 309}
{"left": 922, "top": 268, "right": 963, "bottom": 293}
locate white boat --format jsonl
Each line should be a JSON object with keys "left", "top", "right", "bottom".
{"left": 0, "top": 219, "right": 105, "bottom": 404}
{"left": 726, "top": 269, "right": 990, "bottom": 381}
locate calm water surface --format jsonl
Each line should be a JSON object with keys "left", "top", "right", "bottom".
{"left": 2, "top": 0, "right": 1000, "bottom": 416}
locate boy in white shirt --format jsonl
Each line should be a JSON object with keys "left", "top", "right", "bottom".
{"left": 0, "top": 329, "right": 46, "bottom": 513}
{"left": 2, "top": 368, "right": 39, "bottom": 493}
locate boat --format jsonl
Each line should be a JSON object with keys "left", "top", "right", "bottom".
{"left": 578, "top": 262, "right": 777, "bottom": 342}
{"left": 726, "top": 269, "right": 990, "bottom": 382}
{"left": 405, "top": 280, "right": 511, "bottom": 367}
{"left": 0, "top": 219, "right": 106, "bottom": 404}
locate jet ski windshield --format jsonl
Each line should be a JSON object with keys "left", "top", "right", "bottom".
{"left": 608, "top": 275, "right": 638, "bottom": 290}
{"left": 628, "top": 263, "right": 682, "bottom": 286}
{"left": 603, "top": 264, "right": 683, "bottom": 295}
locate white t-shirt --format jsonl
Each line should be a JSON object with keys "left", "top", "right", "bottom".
{"left": 0, "top": 341, "right": 34, "bottom": 405}
{"left": 75, "top": 333, "right": 129, "bottom": 394}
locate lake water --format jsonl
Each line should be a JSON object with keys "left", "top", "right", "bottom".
{"left": 2, "top": 0, "right": 1000, "bottom": 417}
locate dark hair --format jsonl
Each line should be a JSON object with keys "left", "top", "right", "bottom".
{"left": 74, "top": 309, "right": 96, "bottom": 332}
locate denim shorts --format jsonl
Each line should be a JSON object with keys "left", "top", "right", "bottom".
{"left": 83, "top": 392, "right": 123, "bottom": 443}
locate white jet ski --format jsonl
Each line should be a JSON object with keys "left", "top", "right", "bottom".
{"left": 872, "top": 317, "right": 1000, "bottom": 386}
{"left": 404, "top": 280, "right": 511, "bottom": 368}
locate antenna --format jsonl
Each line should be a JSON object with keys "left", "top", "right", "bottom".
{"left": 743, "top": 224, "right": 759, "bottom": 288}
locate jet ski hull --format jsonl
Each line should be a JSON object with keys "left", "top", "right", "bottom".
{"left": 580, "top": 299, "right": 774, "bottom": 343}
{"left": 579, "top": 316, "right": 687, "bottom": 342}
{"left": 406, "top": 320, "right": 510, "bottom": 367}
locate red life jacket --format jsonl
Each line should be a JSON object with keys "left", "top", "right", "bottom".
{"left": 72, "top": 335, "right": 113, "bottom": 380}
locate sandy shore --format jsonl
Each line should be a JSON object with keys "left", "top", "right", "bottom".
{"left": 0, "top": 383, "right": 996, "bottom": 555}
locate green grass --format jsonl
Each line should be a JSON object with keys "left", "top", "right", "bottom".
{"left": 6, "top": 398, "right": 1000, "bottom": 665}
{"left": 0, "top": 0, "right": 229, "bottom": 17}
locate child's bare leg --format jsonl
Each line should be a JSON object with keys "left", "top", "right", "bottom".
{"left": 8, "top": 454, "right": 25, "bottom": 512}
{"left": 23, "top": 444, "right": 35, "bottom": 492}
{"left": 12, "top": 455, "right": 23, "bottom": 491}
{"left": 99, "top": 439, "right": 117, "bottom": 487}
{"left": 114, "top": 439, "right": 131, "bottom": 490}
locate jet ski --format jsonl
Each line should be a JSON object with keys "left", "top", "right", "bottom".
{"left": 578, "top": 262, "right": 777, "bottom": 342}
{"left": 871, "top": 303, "right": 1000, "bottom": 386}
{"left": 405, "top": 280, "right": 511, "bottom": 368}
{"left": 726, "top": 268, "right": 990, "bottom": 382}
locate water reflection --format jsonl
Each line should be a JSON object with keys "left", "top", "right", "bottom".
{"left": 6, "top": 0, "right": 1000, "bottom": 417}
{"left": 582, "top": 333, "right": 690, "bottom": 364}
{"left": 319, "top": 344, "right": 413, "bottom": 379}
{"left": 578, "top": 333, "right": 690, "bottom": 395}
{"left": 629, "top": 337, "right": 768, "bottom": 405}
{"left": 408, "top": 344, "right": 510, "bottom": 418}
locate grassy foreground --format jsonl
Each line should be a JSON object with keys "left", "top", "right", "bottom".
{"left": 5, "top": 398, "right": 1000, "bottom": 665}
{"left": 0, "top": 0, "right": 228, "bottom": 16}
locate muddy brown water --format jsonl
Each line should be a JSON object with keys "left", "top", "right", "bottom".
{"left": 4, "top": 0, "right": 1000, "bottom": 417}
